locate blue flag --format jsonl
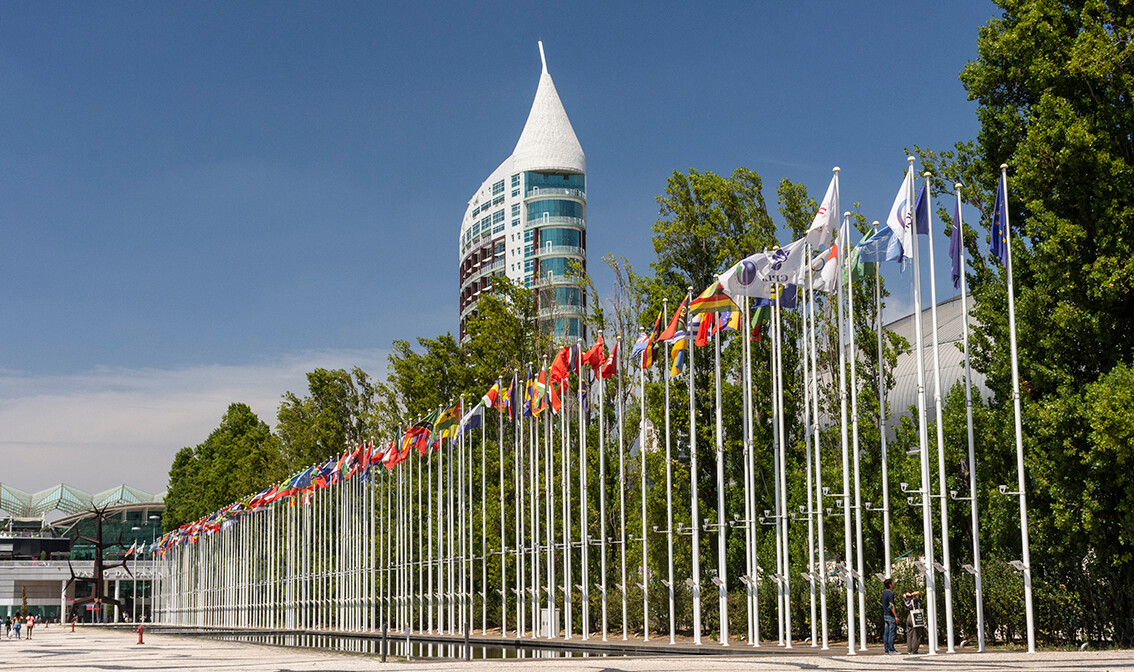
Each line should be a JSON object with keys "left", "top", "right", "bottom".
{"left": 990, "top": 173, "right": 1009, "bottom": 265}
{"left": 457, "top": 403, "right": 484, "bottom": 436}
{"left": 949, "top": 198, "right": 964, "bottom": 289}
{"left": 914, "top": 181, "right": 931, "bottom": 235}
{"left": 857, "top": 226, "right": 902, "bottom": 263}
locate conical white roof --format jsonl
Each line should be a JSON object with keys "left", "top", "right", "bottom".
{"left": 511, "top": 44, "right": 585, "bottom": 174}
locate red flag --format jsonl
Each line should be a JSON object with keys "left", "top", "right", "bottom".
{"left": 600, "top": 342, "right": 619, "bottom": 379}
{"left": 657, "top": 297, "right": 688, "bottom": 341}
{"left": 582, "top": 337, "right": 605, "bottom": 374}
{"left": 695, "top": 313, "right": 713, "bottom": 347}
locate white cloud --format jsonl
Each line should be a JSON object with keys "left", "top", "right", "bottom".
{"left": 0, "top": 350, "right": 388, "bottom": 495}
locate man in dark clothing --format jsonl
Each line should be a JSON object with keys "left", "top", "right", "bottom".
{"left": 882, "top": 578, "right": 898, "bottom": 653}
{"left": 904, "top": 590, "right": 925, "bottom": 653}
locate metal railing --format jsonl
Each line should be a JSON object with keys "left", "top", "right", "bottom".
{"left": 525, "top": 187, "right": 585, "bottom": 199}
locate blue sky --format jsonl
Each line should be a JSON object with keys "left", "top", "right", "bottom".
{"left": 0, "top": 1, "right": 997, "bottom": 494}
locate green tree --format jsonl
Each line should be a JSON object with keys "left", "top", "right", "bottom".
{"left": 276, "top": 368, "right": 376, "bottom": 469}
{"left": 163, "top": 403, "right": 283, "bottom": 531}
{"left": 919, "top": 0, "right": 1134, "bottom": 645}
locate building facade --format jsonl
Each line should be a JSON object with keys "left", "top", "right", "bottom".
{"left": 458, "top": 43, "right": 587, "bottom": 341}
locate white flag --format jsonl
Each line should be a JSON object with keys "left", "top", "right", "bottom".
{"left": 806, "top": 175, "right": 839, "bottom": 247}
{"left": 886, "top": 167, "right": 916, "bottom": 260}
{"left": 720, "top": 236, "right": 808, "bottom": 297}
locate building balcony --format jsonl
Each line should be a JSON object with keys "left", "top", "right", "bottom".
{"left": 524, "top": 215, "right": 585, "bottom": 231}
{"left": 537, "top": 304, "right": 586, "bottom": 319}
{"left": 528, "top": 244, "right": 585, "bottom": 260}
{"left": 525, "top": 187, "right": 586, "bottom": 200}
{"left": 460, "top": 258, "right": 504, "bottom": 294}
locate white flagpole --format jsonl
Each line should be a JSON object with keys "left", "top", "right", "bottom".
{"left": 775, "top": 288, "right": 792, "bottom": 648}
{"left": 498, "top": 378, "right": 507, "bottom": 637}
{"left": 662, "top": 299, "right": 676, "bottom": 645}
{"left": 714, "top": 307, "right": 729, "bottom": 646}
{"left": 616, "top": 338, "right": 629, "bottom": 641}
{"left": 598, "top": 334, "right": 609, "bottom": 641}
{"left": 801, "top": 276, "right": 818, "bottom": 647}
{"left": 482, "top": 406, "right": 488, "bottom": 635}
{"left": 516, "top": 383, "right": 525, "bottom": 637}
{"left": 639, "top": 352, "right": 649, "bottom": 642}
{"left": 687, "top": 287, "right": 702, "bottom": 646}
{"left": 770, "top": 296, "right": 785, "bottom": 647}
{"left": 847, "top": 237, "right": 867, "bottom": 651}
{"left": 1000, "top": 164, "right": 1034, "bottom": 653}
{"left": 546, "top": 368, "right": 556, "bottom": 639}
{"left": 812, "top": 173, "right": 832, "bottom": 651}
{"left": 954, "top": 185, "right": 985, "bottom": 652}
{"left": 835, "top": 211, "right": 856, "bottom": 656}
{"left": 923, "top": 172, "right": 955, "bottom": 652}
{"left": 874, "top": 223, "right": 893, "bottom": 579}
{"left": 742, "top": 296, "right": 760, "bottom": 647}
{"left": 908, "top": 156, "right": 939, "bottom": 655}
{"left": 578, "top": 339, "right": 590, "bottom": 640}
{"left": 562, "top": 376, "right": 571, "bottom": 639}
{"left": 428, "top": 431, "right": 435, "bottom": 633}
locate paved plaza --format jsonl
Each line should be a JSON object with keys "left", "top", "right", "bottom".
{"left": 0, "top": 625, "right": 1132, "bottom": 671}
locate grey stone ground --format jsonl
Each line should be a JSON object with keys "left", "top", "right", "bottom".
{"left": 2, "top": 624, "right": 1132, "bottom": 671}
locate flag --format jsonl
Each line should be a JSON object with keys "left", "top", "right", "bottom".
{"left": 690, "top": 281, "right": 736, "bottom": 315}
{"left": 505, "top": 373, "right": 518, "bottom": 421}
{"left": 886, "top": 166, "right": 916, "bottom": 259}
{"left": 990, "top": 172, "right": 1009, "bottom": 266}
{"left": 719, "top": 309, "right": 742, "bottom": 332}
{"left": 549, "top": 378, "right": 564, "bottom": 414}
{"left": 719, "top": 238, "right": 808, "bottom": 298}
{"left": 582, "top": 337, "right": 605, "bottom": 374}
{"left": 403, "top": 408, "right": 440, "bottom": 458}
{"left": 658, "top": 297, "right": 689, "bottom": 342}
{"left": 481, "top": 383, "right": 501, "bottom": 410}
{"left": 914, "top": 180, "right": 931, "bottom": 235}
{"left": 600, "top": 341, "right": 619, "bottom": 379}
{"left": 124, "top": 540, "right": 137, "bottom": 558}
{"left": 458, "top": 403, "right": 484, "bottom": 436}
{"left": 751, "top": 298, "right": 772, "bottom": 341}
{"left": 806, "top": 175, "right": 839, "bottom": 246}
{"left": 814, "top": 236, "right": 841, "bottom": 293}
{"left": 693, "top": 312, "right": 712, "bottom": 347}
{"left": 436, "top": 402, "right": 461, "bottom": 440}
{"left": 950, "top": 197, "right": 964, "bottom": 289}
{"left": 669, "top": 337, "right": 688, "bottom": 376}
{"left": 857, "top": 225, "right": 902, "bottom": 263}
{"left": 551, "top": 344, "right": 579, "bottom": 382}
{"left": 768, "top": 283, "right": 798, "bottom": 309}
{"left": 630, "top": 332, "right": 649, "bottom": 361}
{"left": 642, "top": 309, "right": 663, "bottom": 369}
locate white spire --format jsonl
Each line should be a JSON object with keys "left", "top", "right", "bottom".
{"left": 511, "top": 42, "right": 585, "bottom": 174}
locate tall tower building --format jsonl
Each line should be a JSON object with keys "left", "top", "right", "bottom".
{"left": 458, "top": 42, "right": 586, "bottom": 341}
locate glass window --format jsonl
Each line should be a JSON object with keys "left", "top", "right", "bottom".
{"left": 525, "top": 171, "right": 585, "bottom": 192}
{"left": 512, "top": 219, "right": 520, "bottom": 228}
{"left": 493, "top": 195, "right": 504, "bottom": 206}
{"left": 527, "top": 199, "right": 583, "bottom": 220}
{"left": 524, "top": 230, "right": 533, "bottom": 242}
{"left": 511, "top": 204, "right": 520, "bottom": 217}
{"left": 512, "top": 189, "right": 520, "bottom": 198}
{"left": 493, "top": 210, "right": 505, "bottom": 224}
{"left": 511, "top": 173, "right": 521, "bottom": 188}
{"left": 539, "top": 227, "right": 581, "bottom": 248}
{"left": 492, "top": 180, "right": 505, "bottom": 196}
{"left": 540, "top": 256, "right": 575, "bottom": 277}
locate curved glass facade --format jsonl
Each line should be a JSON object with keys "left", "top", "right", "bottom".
{"left": 527, "top": 198, "right": 583, "bottom": 220}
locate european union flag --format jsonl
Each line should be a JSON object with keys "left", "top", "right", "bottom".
{"left": 949, "top": 198, "right": 964, "bottom": 289}
{"left": 914, "top": 181, "right": 931, "bottom": 236}
{"left": 990, "top": 173, "right": 1009, "bottom": 266}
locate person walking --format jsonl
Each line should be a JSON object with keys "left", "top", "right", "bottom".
{"left": 882, "top": 578, "right": 898, "bottom": 654}
{"left": 13, "top": 617, "right": 21, "bottom": 640}
{"left": 903, "top": 590, "right": 926, "bottom": 654}
{"left": 25, "top": 615, "right": 33, "bottom": 639}
{"left": 4, "top": 616, "right": 10, "bottom": 638}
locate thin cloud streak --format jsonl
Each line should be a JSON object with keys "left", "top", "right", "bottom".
{"left": 0, "top": 350, "right": 388, "bottom": 496}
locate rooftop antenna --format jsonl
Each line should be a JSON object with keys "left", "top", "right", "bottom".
{"left": 538, "top": 40, "right": 547, "bottom": 73}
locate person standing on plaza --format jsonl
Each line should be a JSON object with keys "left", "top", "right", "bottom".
{"left": 4, "top": 616, "right": 9, "bottom": 638}
{"left": 882, "top": 578, "right": 898, "bottom": 654}
{"left": 25, "top": 615, "right": 33, "bottom": 639}
{"left": 904, "top": 589, "right": 926, "bottom": 654}
{"left": 13, "top": 617, "right": 20, "bottom": 639}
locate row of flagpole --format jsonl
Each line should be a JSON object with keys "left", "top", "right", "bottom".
{"left": 150, "top": 158, "right": 1031, "bottom": 652}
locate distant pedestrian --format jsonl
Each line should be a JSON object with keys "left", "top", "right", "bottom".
{"left": 25, "top": 615, "right": 33, "bottom": 639}
{"left": 881, "top": 578, "right": 898, "bottom": 654}
{"left": 4, "top": 617, "right": 9, "bottom": 638}
{"left": 13, "top": 618, "right": 20, "bottom": 639}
